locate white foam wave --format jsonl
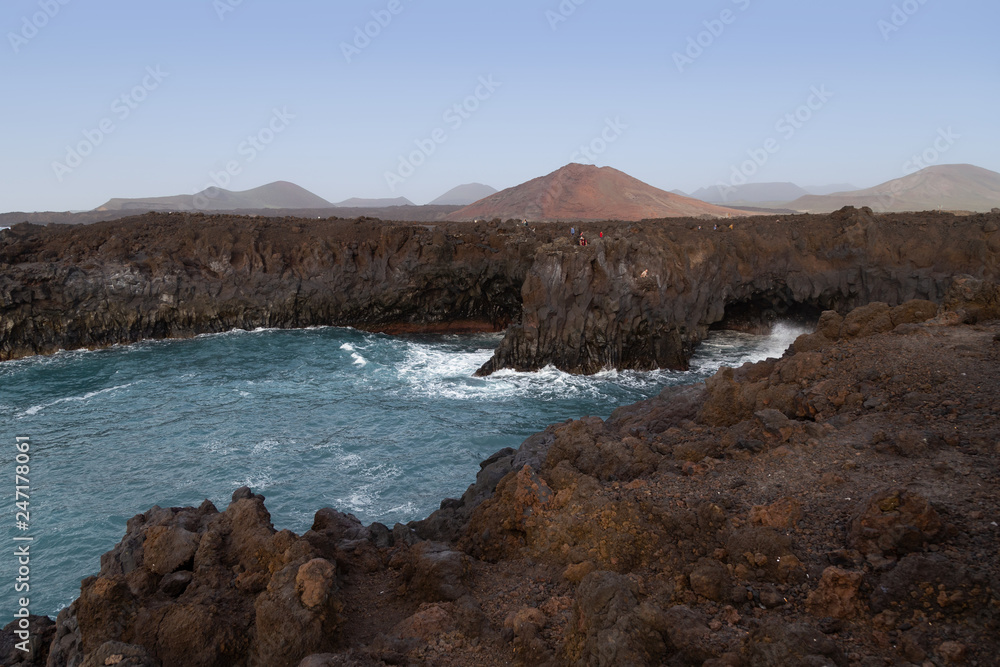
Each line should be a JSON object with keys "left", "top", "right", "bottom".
{"left": 690, "top": 322, "right": 813, "bottom": 374}
{"left": 194, "top": 326, "right": 280, "bottom": 341}
{"left": 351, "top": 353, "right": 367, "bottom": 367}
{"left": 339, "top": 489, "right": 375, "bottom": 513}
{"left": 338, "top": 453, "right": 363, "bottom": 469}
{"left": 340, "top": 343, "right": 355, "bottom": 352}
{"left": 381, "top": 501, "right": 416, "bottom": 517}
{"left": 251, "top": 438, "right": 281, "bottom": 455}
{"left": 397, "top": 343, "right": 489, "bottom": 379}
{"left": 334, "top": 462, "right": 401, "bottom": 514}
{"left": 204, "top": 439, "right": 235, "bottom": 456}
{"left": 758, "top": 322, "right": 811, "bottom": 359}
{"left": 235, "top": 472, "right": 273, "bottom": 490}
{"left": 20, "top": 383, "right": 136, "bottom": 417}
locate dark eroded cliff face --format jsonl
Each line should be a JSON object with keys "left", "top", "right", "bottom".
{"left": 0, "top": 214, "right": 536, "bottom": 361}
{"left": 476, "top": 207, "right": 1000, "bottom": 374}
{"left": 1, "top": 208, "right": 999, "bottom": 372}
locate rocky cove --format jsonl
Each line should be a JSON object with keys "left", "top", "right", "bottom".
{"left": 1, "top": 209, "right": 1000, "bottom": 666}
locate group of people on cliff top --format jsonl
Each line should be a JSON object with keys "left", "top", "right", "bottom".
{"left": 570, "top": 227, "right": 603, "bottom": 246}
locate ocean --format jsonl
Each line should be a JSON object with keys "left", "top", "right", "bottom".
{"left": 0, "top": 323, "right": 807, "bottom": 619}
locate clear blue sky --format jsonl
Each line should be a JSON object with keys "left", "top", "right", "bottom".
{"left": 2, "top": 0, "right": 998, "bottom": 211}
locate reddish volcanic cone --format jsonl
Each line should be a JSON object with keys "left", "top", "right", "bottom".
{"left": 447, "top": 164, "right": 748, "bottom": 221}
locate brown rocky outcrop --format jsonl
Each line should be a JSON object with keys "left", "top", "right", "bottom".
{"left": 805, "top": 567, "right": 863, "bottom": 620}
{"left": 851, "top": 488, "right": 943, "bottom": 556}
{"left": 47, "top": 488, "right": 350, "bottom": 667}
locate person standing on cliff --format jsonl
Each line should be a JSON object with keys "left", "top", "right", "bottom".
{"left": 571, "top": 226, "right": 575, "bottom": 236}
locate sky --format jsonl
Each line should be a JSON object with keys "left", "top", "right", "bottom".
{"left": 2, "top": 0, "right": 998, "bottom": 212}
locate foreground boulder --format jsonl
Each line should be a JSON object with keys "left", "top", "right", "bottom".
{"left": 52, "top": 489, "right": 346, "bottom": 667}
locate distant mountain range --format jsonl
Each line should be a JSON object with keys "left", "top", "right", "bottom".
{"left": 690, "top": 182, "right": 810, "bottom": 205}
{"left": 333, "top": 197, "right": 414, "bottom": 208}
{"left": 683, "top": 182, "right": 860, "bottom": 205}
{"left": 788, "top": 164, "right": 1000, "bottom": 213}
{"left": 429, "top": 183, "right": 498, "bottom": 206}
{"left": 11, "top": 163, "right": 998, "bottom": 226}
{"left": 97, "top": 181, "right": 334, "bottom": 212}
{"left": 801, "top": 183, "right": 859, "bottom": 196}
{"left": 448, "top": 164, "right": 746, "bottom": 222}
{"left": 94, "top": 183, "right": 497, "bottom": 212}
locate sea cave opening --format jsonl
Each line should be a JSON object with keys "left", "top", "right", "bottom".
{"left": 710, "top": 293, "right": 825, "bottom": 336}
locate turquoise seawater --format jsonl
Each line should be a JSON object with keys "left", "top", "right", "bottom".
{"left": 0, "top": 324, "right": 806, "bottom": 619}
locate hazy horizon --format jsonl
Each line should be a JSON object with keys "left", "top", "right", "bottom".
{"left": 3, "top": 0, "right": 998, "bottom": 212}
